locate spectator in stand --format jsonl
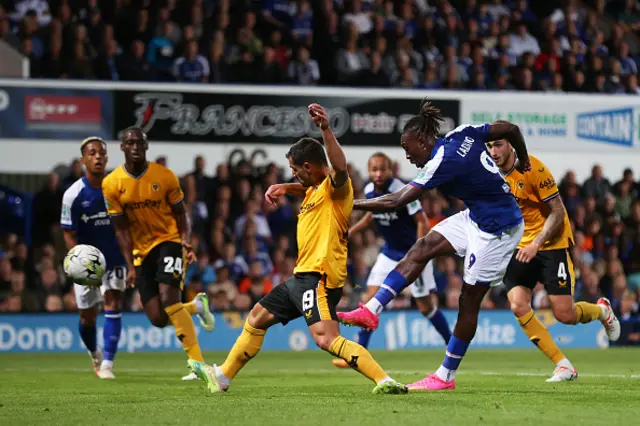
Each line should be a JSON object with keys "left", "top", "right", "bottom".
{"left": 11, "top": 0, "right": 51, "bottom": 28}
{"left": 147, "top": 20, "right": 176, "bottom": 80}
{"left": 288, "top": 46, "right": 320, "bottom": 85}
{"left": 94, "top": 38, "right": 121, "bottom": 80}
{"left": 185, "top": 252, "right": 216, "bottom": 288}
{"left": 583, "top": 165, "right": 612, "bottom": 204}
{"left": 510, "top": 21, "right": 540, "bottom": 57}
{"left": 238, "top": 261, "right": 273, "bottom": 301}
{"left": 173, "top": 40, "right": 209, "bottom": 82}
{"left": 240, "top": 238, "right": 273, "bottom": 276}
{"left": 262, "top": 0, "right": 293, "bottom": 30}
{"left": 256, "top": 45, "right": 287, "bottom": 84}
{"left": 291, "top": 0, "right": 313, "bottom": 44}
{"left": 343, "top": 0, "right": 373, "bottom": 35}
{"left": 31, "top": 173, "right": 62, "bottom": 248}
{"left": 120, "top": 39, "right": 152, "bottom": 81}
{"left": 214, "top": 242, "right": 248, "bottom": 283}
{"left": 336, "top": 31, "right": 369, "bottom": 84}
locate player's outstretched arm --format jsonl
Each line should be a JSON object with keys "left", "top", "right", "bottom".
{"left": 348, "top": 212, "right": 373, "bottom": 236}
{"left": 265, "top": 183, "right": 307, "bottom": 206}
{"left": 488, "top": 121, "right": 530, "bottom": 172}
{"left": 354, "top": 183, "right": 422, "bottom": 212}
{"left": 308, "top": 103, "right": 349, "bottom": 191}
{"left": 516, "top": 196, "right": 567, "bottom": 263}
{"left": 171, "top": 201, "right": 196, "bottom": 264}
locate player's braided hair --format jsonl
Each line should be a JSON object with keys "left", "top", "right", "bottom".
{"left": 402, "top": 98, "right": 444, "bottom": 142}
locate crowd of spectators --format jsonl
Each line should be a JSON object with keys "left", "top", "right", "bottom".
{"left": 0, "top": 152, "right": 639, "bottom": 343}
{"left": 1, "top": 0, "right": 639, "bottom": 93}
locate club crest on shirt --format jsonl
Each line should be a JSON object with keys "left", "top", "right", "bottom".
{"left": 517, "top": 180, "right": 526, "bottom": 190}
{"left": 152, "top": 183, "right": 161, "bottom": 192}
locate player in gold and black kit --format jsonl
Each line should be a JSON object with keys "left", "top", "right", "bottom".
{"left": 188, "top": 104, "right": 407, "bottom": 395}
{"left": 103, "top": 127, "right": 214, "bottom": 378}
{"left": 486, "top": 137, "right": 620, "bottom": 382}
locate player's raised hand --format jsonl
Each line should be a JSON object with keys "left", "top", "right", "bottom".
{"left": 265, "top": 184, "right": 287, "bottom": 207}
{"left": 182, "top": 240, "right": 197, "bottom": 264}
{"left": 515, "top": 241, "right": 539, "bottom": 263}
{"left": 308, "top": 104, "right": 329, "bottom": 130}
{"left": 126, "top": 268, "right": 137, "bottom": 288}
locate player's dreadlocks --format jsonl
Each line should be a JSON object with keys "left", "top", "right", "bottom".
{"left": 402, "top": 98, "right": 444, "bottom": 142}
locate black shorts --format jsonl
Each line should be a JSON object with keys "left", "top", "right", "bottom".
{"left": 503, "top": 248, "right": 575, "bottom": 296}
{"left": 259, "top": 272, "right": 343, "bottom": 326}
{"left": 136, "top": 241, "right": 184, "bottom": 305}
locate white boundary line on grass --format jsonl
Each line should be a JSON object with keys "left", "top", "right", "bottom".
{"left": 2, "top": 367, "right": 640, "bottom": 379}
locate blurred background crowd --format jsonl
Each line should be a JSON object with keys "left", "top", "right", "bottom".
{"left": 1, "top": 153, "right": 639, "bottom": 344}
{"left": 0, "top": 0, "right": 639, "bottom": 93}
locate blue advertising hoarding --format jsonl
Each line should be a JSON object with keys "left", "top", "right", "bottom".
{"left": 0, "top": 86, "right": 113, "bottom": 139}
{"left": 0, "top": 310, "right": 607, "bottom": 353}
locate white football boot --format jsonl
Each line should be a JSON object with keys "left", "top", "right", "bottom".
{"left": 546, "top": 365, "right": 578, "bottom": 382}
{"left": 597, "top": 297, "right": 621, "bottom": 342}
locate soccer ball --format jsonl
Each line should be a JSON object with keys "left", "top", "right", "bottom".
{"left": 63, "top": 244, "right": 106, "bottom": 287}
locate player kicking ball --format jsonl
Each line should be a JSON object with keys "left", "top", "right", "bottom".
{"left": 61, "top": 137, "right": 126, "bottom": 379}
{"left": 339, "top": 99, "right": 529, "bottom": 391}
{"left": 486, "top": 137, "right": 620, "bottom": 382}
{"left": 187, "top": 104, "right": 407, "bottom": 395}
{"left": 102, "top": 127, "right": 214, "bottom": 381}
{"left": 333, "top": 152, "right": 451, "bottom": 369}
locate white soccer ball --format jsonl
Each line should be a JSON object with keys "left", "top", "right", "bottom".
{"left": 63, "top": 244, "right": 107, "bottom": 287}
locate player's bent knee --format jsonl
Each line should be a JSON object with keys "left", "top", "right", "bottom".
{"left": 312, "top": 333, "right": 338, "bottom": 351}
{"left": 149, "top": 315, "right": 170, "bottom": 328}
{"left": 79, "top": 308, "right": 97, "bottom": 326}
{"left": 509, "top": 299, "right": 531, "bottom": 318}
{"left": 246, "top": 304, "right": 274, "bottom": 330}
{"left": 103, "top": 290, "right": 123, "bottom": 311}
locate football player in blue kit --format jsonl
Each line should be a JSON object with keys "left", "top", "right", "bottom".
{"left": 61, "top": 137, "right": 126, "bottom": 379}
{"left": 333, "top": 152, "right": 451, "bottom": 369}
{"left": 340, "top": 99, "right": 530, "bottom": 390}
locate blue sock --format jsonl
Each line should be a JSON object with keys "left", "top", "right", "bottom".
{"left": 79, "top": 321, "right": 97, "bottom": 354}
{"left": 428, "top": 309, "right": 452, "bottom": 344}
{"left": 368, "top": 270, "right": 408, "bottom": 314}
{"left": 103, "top": 310, "right": 122, "bottom": 362}
{"left": 356, "top": 329, "right": 372, "bottom": 348}
{"left": 436, "top": 336, "right": 470, "bottom": 382}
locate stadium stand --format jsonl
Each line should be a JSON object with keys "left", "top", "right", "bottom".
{"left": 0, "top": 0, "right": 637, "bottom": 92}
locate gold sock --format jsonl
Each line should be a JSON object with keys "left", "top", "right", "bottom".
{"left": 165, "top": 303, "right": 204, "bottom": 362}
{"left": 220, "top": 321, "right": 266, "bottom": 379}
{"left": 517, "top": 310, "right": 565, "bottom": 364}
{"left": 328, "top": 336, "right": 387, "bottom": 384}
{"left": 183, "top": 301, "right": 197, "bottom": 315}
{"left": 575, "top": 302, "right": 603, "bottom": 324}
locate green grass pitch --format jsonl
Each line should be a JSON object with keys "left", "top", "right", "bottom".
{"left": 1, "top": 348, "right": 639, "bottom": 425}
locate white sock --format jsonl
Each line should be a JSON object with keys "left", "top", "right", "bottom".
{"left": 195, "top": 297, "right": 205, "bottom": 315}
{"left": 215, "top": 365, "right": 230, "bottom": 386}
{"left": 376, "top": 376, "right": 393, "bottom": 385}
{"left": 365, "top": 298, "right": 384, "bottom": 315}
{"left": 435, "top": 365, "right": 456, "bottom": 382}
{"left": 599, "top": 305, "right": 607, "bottom": 319}
{"left": 556, "top": 358, "right": 573, "bottom": 369}
{"left": 101, "top": 360, "right": 113, "bottom": 370}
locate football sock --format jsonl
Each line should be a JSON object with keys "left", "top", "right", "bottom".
{"left": 356, "top": 329, "right": 373, "bottom": 348}
{"left": 165, "top": 303, "right": 204, "bottom": 362}
{"left": 103, "top": 310, "right": 122, "bottom": 363}
{"left": 366, "top": 270, "right": 408, "bottom": 315}
{"left": 427, "top": 308, "right": 452, "bottom": 344}
{"left": 328, "top": 335, "right": 388, "bottom": 384}
{"left": 517, "top": 309, "right": 565, "bottom": 364}
{"left": 220, "top": 321, "right": 266, "bottom": 379}
{"left": 575, "top": 302, "right": 604, "bottom": 324}
{"left": 79, "top": 321, "right": 97, "bottom": 354}
{"left": 435, "top": 336, "right": 469, "bottom": 382}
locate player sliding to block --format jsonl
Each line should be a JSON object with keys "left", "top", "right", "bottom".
{"left": 102, "top": 127, "right": 215, "bottom": 381}
{"left": 61, "top": 137, "right": 126, "bottom": 379}
{"left": 188, "top": 103, "right": 407, "bottom": 395}
{"left": 339, "top": 98, "right": 529, "bottom": 391}
{"left": 486, "top": 137, "right": 620, "bottom": 382}
{"left": 332, "top": 152, "right": 451, "bottom": 370}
